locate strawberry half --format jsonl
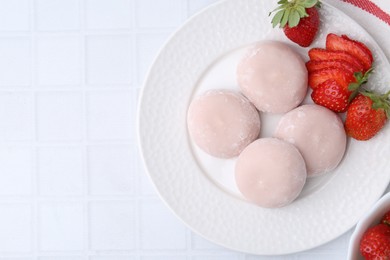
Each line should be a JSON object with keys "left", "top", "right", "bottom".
{"left": 311, "top": 79, "right": 350, "bottom": 112}
{"left": 345, "top": 91, "right": 390, "bottom": 140}
{"left": 306, "top": 59, "right": 357, "bottom": 74}
{"left": 270, "top": 0, "right": 321, "bottom": 47}
{"left": 360, "top": 224, "right": 390, "bottom": 259}
{"left": 308, "top": 48, "right": 365, "bottom": 72}
{"left": 326, "top": 33, "right": 373, "bottom": 72}
{"left": 308, "top": 67, "right": 354, "bottom": 90}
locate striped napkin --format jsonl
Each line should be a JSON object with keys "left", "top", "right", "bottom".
{"left": 328, "top": 0, "right": 390, "bottom": 60}
{"left": 341, "top": 0, "right": 390, "bottom": 25}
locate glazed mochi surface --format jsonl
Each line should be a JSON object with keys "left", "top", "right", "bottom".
{"left": 237, "top": 41, "right": 308, "bottom": 114}
{"left": 235, "top": 138, "right": 307, "bottom": 208}
{"left": 187, "top": 89, "right": 261, "bottom": 158}
{"left": 274, "top": 104, "right": 347, "bottom": 177}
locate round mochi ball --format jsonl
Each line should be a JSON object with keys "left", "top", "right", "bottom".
{"left": 187, "top": 89, "right": 261, "bottom": 158}
{"left": 235, "top": 138, "right": 307, "bottom": 208}
{"left": 274, "top": 104, "right": 347, "bottom": 177}
{"left": 237, "top": 41, "right": 308, "bottom": 114}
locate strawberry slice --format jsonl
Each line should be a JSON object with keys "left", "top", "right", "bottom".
{"left": 308, "top": 67, "right": 355, "bottom": 90}
{"left": 341, "top": 35, "right": 373, "bottom": 63}
{"left": 326, "top": 33, "right": 372, "bottom": 71}
{"left": 308, "top": 48, "right": 365, "bottom": 72}
{"left": 306, "top": 59, "right": 357, "bottom": 74}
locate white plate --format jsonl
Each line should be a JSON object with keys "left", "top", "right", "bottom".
{"left": 138, "top": 0, "right": 390, "bottom": 255}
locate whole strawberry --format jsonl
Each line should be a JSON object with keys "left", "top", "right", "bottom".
{"left": 345, "top": 91, "right": 390, "bottom": 140}
{"left": 270, "top": 0, "right": 321, "bottom": 47}
{"left": 382, "top": 210, "right": 390, "bottom": 226}
{"left": 360, "top": 224, "right": 390, "bottom": 259}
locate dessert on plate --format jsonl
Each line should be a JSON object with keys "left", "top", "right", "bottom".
{"left": 187, "top": 89, "right": 260, "bottom": 158}
{"left": 237, "top": 41, "right": 308, "bottom": 114}
{"left": 274, "top": 104, "right": 347, "bottom": 177}
{"left": 235, "top": 138, "right": 307, "bottom": 208}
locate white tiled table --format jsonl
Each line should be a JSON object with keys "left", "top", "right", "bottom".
{"left": 0, "top": 0, "right": 388, "bottom": 259}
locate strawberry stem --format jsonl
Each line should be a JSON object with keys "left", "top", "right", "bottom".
{"left": 383, "top": 91, "right": 390, "bottom": 119}
{"left": 383, "top": 90, "right": 390, "bottom": 99}
{"left": 361, "top": 89, "right": 390, "bottom": 119}
{"left": 348, "top": 67, "right": 374, "bottom": 103}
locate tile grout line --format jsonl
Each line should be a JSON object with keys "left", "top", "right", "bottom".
{"left": 0, "top": 28, "right": 178, "bottom": 40}
{"left": 184, "top": 1, "right": 193, "bottom": 258}
{"left": 79, "top": 0, "right": 91, "bottom": 256}
{"left": 132, "top": 0, "right": 142, "bottom": 258}
{"left": 30, "top": 0, "right": 40, "bottom": 258}
{"left": 0, "top": 86, "right": 133, "bottom": 91}
{"left": 0, "top": 140, "right": 135, "bottom": 146}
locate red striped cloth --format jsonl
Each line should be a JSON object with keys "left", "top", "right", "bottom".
{"left": 340, "top": 0, "right": 390, "bottom": 25}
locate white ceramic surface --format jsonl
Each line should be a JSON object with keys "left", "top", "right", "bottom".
{"left": 348, "top": 192, "right": 390, "bottom": 260}
{"left": 138, "top": 0, "right": 390, "bottom": 255}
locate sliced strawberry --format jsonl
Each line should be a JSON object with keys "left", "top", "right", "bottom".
{"left": 306, "top": 59, "right": 357, "bottom": 74}
{"left": 342, "top": 35, "right": 373, "bottom": 63}
{"left": 326, "top": 33, "right": 372, "bottom": 71}
{"left": 311, "top": 79, "right": 350, "bottom": 112}
{"left": 308, "top": 48, "right": 365, "bottom": 72}
{"left": 308, "top": 67, "right": 355, "bottom": 90}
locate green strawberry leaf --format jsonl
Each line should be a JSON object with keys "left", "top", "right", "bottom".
{"left": 349, "top": 68, "right": 374, "bottom": 103}
{"left": 362, "top": 67, "right": 374, "bottom": 82}
{"left": 269, "top": 5, "right": 284, "bottom": 16}
{"left": 303, "top": 0, "right": 318, "bottom": 8}
{"left": 361, "top": 90, "right": 375, "bottom": 98}
{"left": 272, "top": 10, "right": 285, "bottom": 27}
{"left": 269, "top": 0, "right": 321, "bottom": 28}
{"left": 348, "top": 82, "right": 360, "bottom": 91}
{"left": 372, "top": 102, "right": 382, "bottom": 110}
{"left": 280, "top": 8, "right": 290, "bottom": 28}
{"left": 382, "top": 90, "right": 390, "bottom": 99}
{"left": 383, "top": 90, "right": 390, "bottom": 118}
{"left": 348, "top": 89, "right": 360, "bottom": 103}
{"left": 296, "top": 6, "right": 308, "bottom": 17}
{"left": 354, "top": 72, "right": 363, "bottom": 82}
{"left": 288, "top": 9, "right": 300, "bottom": 27}
{"left": 361, "top": 88, "right": 390, "bottom": 119}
